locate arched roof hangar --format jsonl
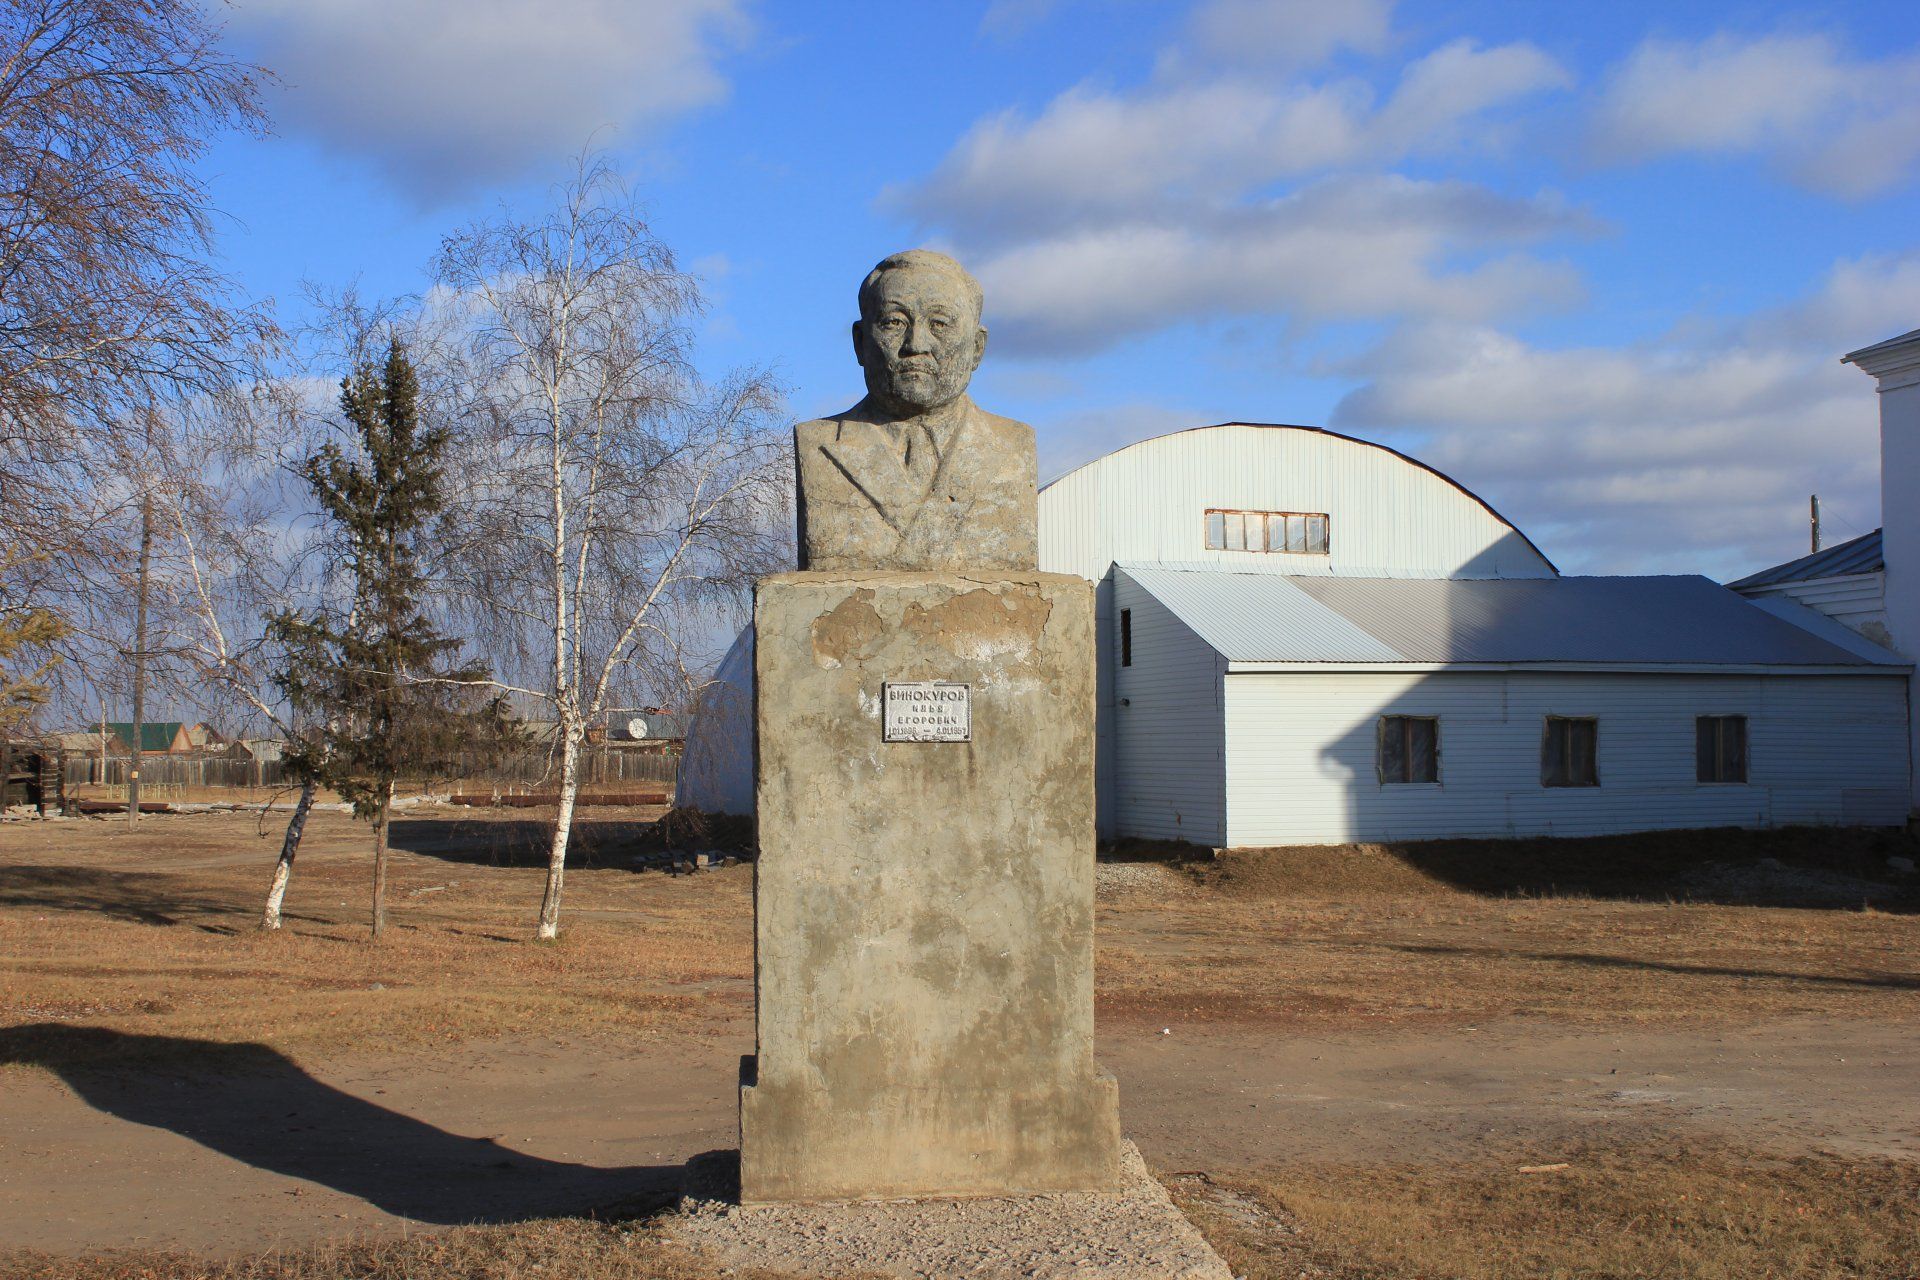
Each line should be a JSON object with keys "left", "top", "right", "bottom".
{"left": 1038, "top": 422, "right": 1557, "bottom": 583}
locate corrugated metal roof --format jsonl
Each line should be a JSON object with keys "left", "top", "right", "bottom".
{"left": 1741, "top": 596, "right": 1904, "bottom": 663}
{"left": 1725, "top": 529, "right": 1883, "bottom": 589}
{"left": 1118, "top": 564, "right": 1904, "bottom": 668}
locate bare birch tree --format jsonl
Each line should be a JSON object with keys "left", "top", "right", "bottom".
{"left": 0, "top": 0, "right": 272, "bottom": 542}
{"left": 432, "top": 154, "right": 787, "bottom": 940}
{"left": 147, "top": 391, "right": 328, "bottom": 928}
{"left": 0, "top": 0, "right": 275, "bottom": 757}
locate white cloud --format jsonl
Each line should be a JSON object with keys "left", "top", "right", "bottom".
{"left": 1330, "top": 253, "right": 1920, "bottom": 575}
{"left": 1185, "top": 0, "right": 1394, "bottom": 70}
{"left": 1591, "top": 32, "right": 1920, "bottom": 198}
{"left": 891, "top": 38, "right": 1570, "bottom": 246}
{"left": 888, "top": 22, "right": 1576, "bottom": 355}
{"left": 225, "top": 0, "right": 748, "bottom": 200}
{"left": 974, "top": 175, "right": 1588, "bottom": 353}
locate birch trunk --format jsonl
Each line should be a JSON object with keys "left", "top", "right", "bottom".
{"left": 370, "top": 782, "right": 393, "bottom": 938}
{"left": 260, "top": 776, "right": 317, "bottom": 930}
{"left": 536, "top": 729, "right": 581, "bottom": 940}
{"left": 128, "top": 494, "right": 152, "bottom": 827}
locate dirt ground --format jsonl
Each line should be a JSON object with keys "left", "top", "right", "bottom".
{"left": 3, "top": 808, "right": 1918, "bottom": 1277}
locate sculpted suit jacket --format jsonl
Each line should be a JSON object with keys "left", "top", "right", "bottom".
{"left": 793, "top": 398, "right": 1039, "bottom": 572}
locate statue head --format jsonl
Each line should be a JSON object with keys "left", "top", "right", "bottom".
{"left": 852, "top": 250, "right": 988, "bottom": 417}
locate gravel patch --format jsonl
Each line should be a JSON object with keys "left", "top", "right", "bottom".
{"left": 667, "top": 1141, "right": 1233, "bottom": 1280}
{"left": 1095, "top": 861, "right": 1191, "bottom": 898}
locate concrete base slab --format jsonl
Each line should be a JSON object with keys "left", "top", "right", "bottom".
{"left": 745, "top": 571, "right": 1120, "bottom": 1201}
{"left": 668, "top": 1141, "right": 1233, "bottom": 1280}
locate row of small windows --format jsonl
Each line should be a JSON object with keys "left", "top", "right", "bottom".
{"left": 1205, "top": 508, "right": 1330, "bottom": 555}
{"left": 1378, "top": 714, "right": 1750, "bottom": 786}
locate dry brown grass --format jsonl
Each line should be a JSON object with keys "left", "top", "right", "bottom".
{"left": 1095, "top": 835, "right": 1920, "bottom": 1030}
{"left": 0, "top": 1218, "right": 860, "bottom": 1280}
{"left": 5, "top": 812, "right": 1919, "bottom": 1073}
{"left": 1174, "top": 1139, "right": 1920, "bottom": 1280}
{"left": 0, "top": 807, "right": 751, "bottom": 1070}
{"left": 6, "top": 814, "right": 1920, "bottom": 1277}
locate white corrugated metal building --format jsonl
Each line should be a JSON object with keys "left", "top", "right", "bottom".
{"left": 678, "top": 419, "right": 1914, "bottom": 845}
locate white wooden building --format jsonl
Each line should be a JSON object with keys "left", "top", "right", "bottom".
{"left": 1730, "top": 530, "right": 1890, "bottom": 649}
{"left": 1112, "top": 564, "right": 1906, "bottom": 846}
{"left": 678, "top": 419, "right": 1914, "bottom": 844}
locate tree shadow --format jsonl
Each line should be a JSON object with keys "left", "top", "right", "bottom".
{"left": 1378, "top": 941, "right": 1920, "bottom": 990}
{"left": 385, "top": 816, "right": 666, "bottom": 870}
{"left": 0, "top": 867, "right": 263, "bottom": 927}
{"left": 0, "top": 1025, "right": 726, "bottom": 1223}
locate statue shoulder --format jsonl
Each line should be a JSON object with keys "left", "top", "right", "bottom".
{"left": 970, "top": 405, "right": 1036, "bottom": 454}
{"left": 793, "top": 416, "right": 840, "bottom": 446}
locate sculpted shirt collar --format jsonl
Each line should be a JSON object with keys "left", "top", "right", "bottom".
{"left": 819, "top": 397, "right": 979, "bottom": 530}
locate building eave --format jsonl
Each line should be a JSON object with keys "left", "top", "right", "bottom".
{"left": 1223, "top": 660, "right": 1911, "bottom": 676}
{"left": 1842, "top": 327, "right": 1920, "bottom": 388}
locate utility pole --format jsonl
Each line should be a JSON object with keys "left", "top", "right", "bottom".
{"left": 127, "top": 493, "right": 152, "bottom": 827}
{"left": 1810, "top": 493, "right": 1823, "bottom": 555}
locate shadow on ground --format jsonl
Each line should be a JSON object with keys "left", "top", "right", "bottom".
{"left": 1391, "top": 826, "right": 1920, "bottom": 912}
{"left": 0, "top": 867, "right": 262, "bottom": 927}
{"left": 1379, "top": 941, "right": 1920, "bottom": 990}
{"left": 385, "top": 817, "right": 665, "bottom": 869}
{"left": 1152, "top": 825, "right": 1920, "bottom": 913}
{"left": 0, "top": 1025, "right": 721, "bottom": 1223}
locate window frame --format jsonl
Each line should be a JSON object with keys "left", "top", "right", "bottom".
{"left": 1377, "top": 714, "right": 1441, "bottom": 785}
{"left": 1696, "top": 714, "right": 1749, "bottom": 784}
{"left": 1204, "top": 507, "right": 1332, "bottom": 556}
{"left": 1540, "top": 715, "right": 1600, "bottom": 788}
{"left": 1119, "top": 608, "right": 1132, "bottom": 668}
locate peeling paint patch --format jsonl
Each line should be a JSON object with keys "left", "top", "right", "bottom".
{"left": 901, "top": 588, "right": 1054, "bottom": 664}
{"left": 811, "top": 590, "right": 885, "bottom": 668}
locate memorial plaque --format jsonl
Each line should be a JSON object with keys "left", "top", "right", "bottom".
{"left": 883, "top": 681, "right": 972, "bottom": 742}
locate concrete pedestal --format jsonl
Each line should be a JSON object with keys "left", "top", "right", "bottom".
{"left": 742, "top": 570, "right": 1121, "bottom": 1203}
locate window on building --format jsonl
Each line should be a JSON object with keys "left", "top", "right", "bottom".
{"left": 1204, "top": 508, "right": 1330, "bottom": 555}
{"left": 1120, "top": 608, "right": 1132, "bottom": 667}
{"left": 1697, "top": 715, "right": 1748, "bottom": 783}
{"left": 1378, "top": 716, "right": 1439, "bottom": 784}
{"left": 1542, "top": 717, "right": 1599, "bottom": 787}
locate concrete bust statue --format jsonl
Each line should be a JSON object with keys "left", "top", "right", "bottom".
{"left": 794, "top": 250, "right": 1039, "bottom": 572}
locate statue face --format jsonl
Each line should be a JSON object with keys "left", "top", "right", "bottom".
{"left": 853, "top": 266, "right": 987, "bottom": 416}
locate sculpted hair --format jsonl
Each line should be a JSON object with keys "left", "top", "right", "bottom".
{"left": 858, "top": 250, "right": 984, "bottom": 325}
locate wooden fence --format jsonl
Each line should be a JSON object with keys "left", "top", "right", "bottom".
{"left": 64, "top": 746, "right": 680, "bottom": 793}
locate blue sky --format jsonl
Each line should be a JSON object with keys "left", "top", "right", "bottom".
{"left": 198, "top": 0, "right": 1920, "bottom": 579}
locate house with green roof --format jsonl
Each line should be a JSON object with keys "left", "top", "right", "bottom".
{"left": 103, "top": 722, "right": 222, "bottom": 755}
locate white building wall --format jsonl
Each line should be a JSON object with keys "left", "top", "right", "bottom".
{"left": 1039, "top": 423, "right": 1557, "bottom": 585}
{"left": 1111, "top": 570, "right": 1227, "bottom": 845}
{"left": 1737, "top": 573, "right": 1893, "bottom": 649}
{"left": 1875, "top": 367, "right": 1920, "bottom": 813}
{"left": 1220, "top": 670, "right": 1911, "bottom": 846}
{"left": 1041, "top": 422, "right": 1556, "bottom": 835}
{"left": 1846, "top": 328, "right": 1920, "bottom": 814}
{"left": 675, "top": 627, "right": 755, "bottom": 816}
{"left": 1878, "top": 378, "right": 1920, "bottom": 666}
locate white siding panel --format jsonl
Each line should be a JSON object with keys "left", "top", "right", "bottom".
{"left": 1040, "top": 424, "right": 1555, "bottom": 586}
{"left": 1739, "top": 573, "right": 1892, "bottom": 647}
{"left": 1222, "top": 671, "right": 1910, "bottom": 845}
{"left": 1112, "top": 570, "right": 1226, "bottom": 845}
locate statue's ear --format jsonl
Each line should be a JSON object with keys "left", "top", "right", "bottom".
{"left": 850, "top": 320, "right": 866, "bottom": 365}
{"left": 971, "top": 325, "right": 988, "bottom": 369}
